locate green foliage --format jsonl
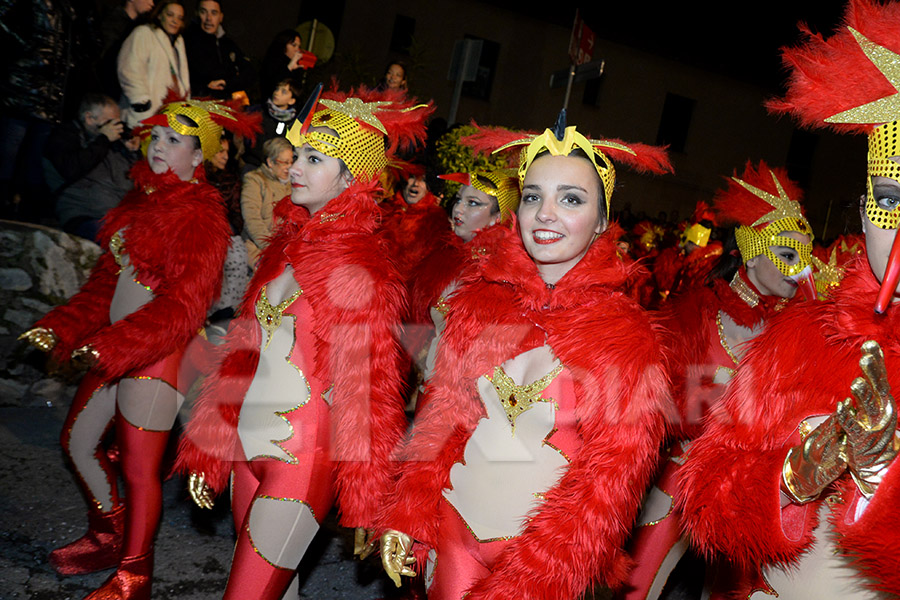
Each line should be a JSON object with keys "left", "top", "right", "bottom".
{"left": 435, "top": 125, "right": 509, "bottom": 199}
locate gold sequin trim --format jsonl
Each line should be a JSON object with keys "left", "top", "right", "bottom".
{"left": 484, "top": 363, "right": 564, "bottom": 433}
{"left": 245, "top": 495, "right": 318, "bottom": 569}
{"left": 318, "top": 212, "right": 344, "bottom": 223}
{"left": 256, "top": 285, "right": 303, "bottom": 350}
{"left": 109, "top": 231, "right": 125, "bottom": 270}
{"left": 729, "top": 272, "right": 759, "bottom": 308}
{"left": 716, "top": 311, "right": 740, "bottom": 367}
{"left": 443, "top": 498, "right": 517, "bottom": 544}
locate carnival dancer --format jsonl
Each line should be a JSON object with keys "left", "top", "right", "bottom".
{"left": 19, "top": 99, "right": 259, "bottom": 599}
{"left": 677, "top": 1, "right": 900, "bottom": 596}
{"left": 622, "top": 161, "right": 816, "bottom": 600}
{"left": 174, "top": 87, "right": 432, "bottom": 599}
{"left": 377, "top": 112, "right": 673, "bottom": 600}
{"left": 652, "top": 201, "right": 723, "bottom": 304}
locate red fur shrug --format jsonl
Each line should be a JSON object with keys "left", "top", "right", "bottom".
{"left": 380, "top": 190, "right": 450, "bottom": 279}
{"left": 35, "top": 161, "right": 230, "bottom": 381}
{"left": 655, "top": 270, "right": 792, "bottom": 440}
{"left": 174, "top": 181, "right": 409, "bottom": 528}
{"left": 676, "top": 251, "right": 900, "bottom": 596}
{"left": 377, "top": 224, "right": 671, "bottom": 599}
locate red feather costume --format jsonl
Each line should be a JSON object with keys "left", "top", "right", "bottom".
{"left": 677, "top": 254, "right": 900, "bottom": 597}
{"left": 32, "top": 159, "right": 231, "bottom": 597}
{"left": 677, "top": 2, "right": 900, "bottom": 596}
{"left": 623, "top": 162, "right": 812, "bottom": 600}
{"left": 377, "top": 225, "right": 670, "bottom": 599}
{"left": 175, "top": 88, "right": 426, "bottom": 599}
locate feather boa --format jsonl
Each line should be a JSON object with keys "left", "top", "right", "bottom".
{"left": 377, "top": 224, "right": 670, "bottom": 598}
{"left": 36, "top": 161, "right": 230, "bottom": 382}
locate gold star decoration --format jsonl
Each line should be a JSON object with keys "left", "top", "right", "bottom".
{"left": 811, "top": 248, "right": 846, "bottom": 293}
{"left": 318, "top": 98, "right": 389, "bottom": 134}
{"left": 825, "top": 28, "right": 900, "bottom": 125}
{"left": 732, "top": 169, "right": 803, "bottom": 226}
{"left": 485, "top": 364, "right": 563, "bottom": 433}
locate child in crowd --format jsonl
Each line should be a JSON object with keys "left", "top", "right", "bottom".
{"left": 243, "top": 78, "right": 300, "bottom": 168}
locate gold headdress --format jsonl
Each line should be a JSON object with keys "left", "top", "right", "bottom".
{"left": 138, "top": 99, "right": 260, "bottom": 161}
{"left": 468, "top": 111, "right": 672, "bottom": 217}
{"left": 438, "top": 168, "right": 520, "bottom": 222}
{"left": 714, "top": 161, "right": 813, "bottom": 278}
{"left": 285, "top": 87, "right": 433, "bottom": 183}
{"left": 766, "top": 0, "right": 900, "bottom": 311}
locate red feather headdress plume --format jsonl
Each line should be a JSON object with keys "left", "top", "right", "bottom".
{"left": 459, "top": 112, "right": 672, "bottom": 216}
{"left": 712, "top": 161, "right": 807, "bottom": 229}
{"left": 766, "top": 0, "right": 900, "bottom": 134}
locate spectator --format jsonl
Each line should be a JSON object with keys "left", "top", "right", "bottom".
{"left": 377, "top": 60, "right": 408, "bottom": 92}
{"left": 0, "top": 0, "right": 98, "bottom": 222}
{"left": 240, "top": 136, "right": 291, "bottom": 267}
{"left": 258, "top": 28, "right": 316, "bottom": 101}
{"left": 43, "top": 93, "right": 139, "bottom": 242}
{"left": 183, "top": 0, "right": 255, "bottom": 102}
{"left": 243, "top": 78, "right": 298, "bottom": 168}
{"left": 205, "top": 133, "right": 251, "bottom": 326}
{"left": 117, "top": 0, "right": 189, "bottom": 127}
{"left": 97, "top": 0, "right": 155, "bottom": 99}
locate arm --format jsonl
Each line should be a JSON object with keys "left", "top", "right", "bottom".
{"left": 117, "top": 27, "right": 152, "bottom": 110}
{"left": 44, "top": 124, "right": 111, "bottom": 183}
{"left": 33, "top": 251, "right": 118, "bottom": 361}
{"left": 239, "top": 171, "right": 271, "bottom": 248}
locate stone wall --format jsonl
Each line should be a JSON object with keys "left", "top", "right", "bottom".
{"left": 0, "top": 221, "right": 101, "bottom": 408}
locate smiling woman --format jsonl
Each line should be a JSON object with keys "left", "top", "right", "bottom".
{"left": 376, "top": 113, "right": 676, "bottom": 600}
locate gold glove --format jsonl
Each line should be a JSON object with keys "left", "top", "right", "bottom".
{"left": 354, "top": 527, "right": 377, "bottom": 560}
{"left": 781, "top": 415, "right": 847, "bottom": 503}
{"left": 380, "top": 529, "right": 416, "bottom": 588}
{"left": 188, "top": 472, "right": 214, "bottom": 509}
{"left": 70, "top": 345, "right": 99, "bottom": 370}
{"left": 18, "top": 327, "right": 58, "bottom": 352}
{"left": 835, "top": 340, "right": 900, "bottom": 499}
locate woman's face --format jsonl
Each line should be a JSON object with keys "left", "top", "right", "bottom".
{"left": 158, "top": 2, "right": 184, "bottom": 35}
{"left": 451, "top": 185, "right": 498, "bottom": 242}
{"left": 863, "top": 175, "right": 900, "bottom": 292}
{"left": 267, "top": 147, "right": 293, "bottom": 182}
{"left": 285, "top": 36, "right": 301, "bottom": 59}
{"left": 517, "top": 154, "right": 606, "bottom": 285}
{"left": 209, "top": 138, "right": 228, "bottom": 171}
{"left": 385, "top": 64, "right": 407, "bottom": 90}
{"left": 147, "top": 125, "right": 201, "bottom": 181}
{"left": 288, "top": 135, "right": 349, "bottom": 214}
{"left": 745, "top": 230, "right": 811, "bottom": 299}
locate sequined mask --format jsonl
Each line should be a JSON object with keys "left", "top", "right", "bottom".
{"left": 730, "top": 169, "right": 814, "bottom": 277}
{"left": 141, "top": 100, "right": 237, "bottom": 160}
{"left": 682, "top": 222, "right": 711, "bottom": 247}
{"left": 440, "top": 169, "right": 521, "bottom": 222}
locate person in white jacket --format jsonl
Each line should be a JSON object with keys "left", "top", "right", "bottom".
{"left": 117, "top": 0, "right": 190, "bottom": 127}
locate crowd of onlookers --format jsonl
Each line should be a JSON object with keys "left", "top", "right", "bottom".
{"left": 0, "top": 0, "right": 411, "bottom": 248}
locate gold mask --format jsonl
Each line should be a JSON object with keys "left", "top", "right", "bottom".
{"left": 731, "top": 170, "right": 814, "bottom": 277}
{"left": 151, "top": 100, "right": 235, "bottom": 160}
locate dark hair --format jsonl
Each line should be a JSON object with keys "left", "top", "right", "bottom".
{"left": 275, "top": 78, "right": 301, "bottom": 100}
{"left": 78, "top": 93, "right": 116, "bottom": 120}
{"left": 706, "top": 228, "right": 742, "bottom": 284}
{"left": 149, "top": 0, "right": 184, "bottom": 32}
{"left": 266, "top": 29, "right": 301, "bottom": 60}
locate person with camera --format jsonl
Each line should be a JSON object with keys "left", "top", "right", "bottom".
{"left": 43, "top": 93, "right": 141, "bottom": 242}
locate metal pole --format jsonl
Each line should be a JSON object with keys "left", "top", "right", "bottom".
{"left": 562, "top": 64, "right": 576, "bottom": 111}
{"left": 301, "top": 19, "right": 318, "bottom": 87}
{"left": 448, "top": 45, "right": 475, "bottom": 125}
{"left": 822, "top": 195, "right": 834, "bottom": 241}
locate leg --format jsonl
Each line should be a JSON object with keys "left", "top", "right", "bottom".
{"left": 50, "top": 372, "right": 124, "bottom": 576}
{"left": 85, "top": 377, "right": 183, "bottom": 600}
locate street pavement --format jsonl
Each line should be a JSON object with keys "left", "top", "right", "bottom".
{"left": 0, "top": 397, "right": 404, "bottom": 600}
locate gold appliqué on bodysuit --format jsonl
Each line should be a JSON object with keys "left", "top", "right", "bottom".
{"left": 433, "top": 295, "right": 450, "bottom": 316}
{"left": 484, "top": 363, "right": 564, "bottom": 433}
{"left": 256, "top": 285, "right": 303, "bottom": 350}
{"left": 109, "top": 230, "right": 153, "bottom": 291}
